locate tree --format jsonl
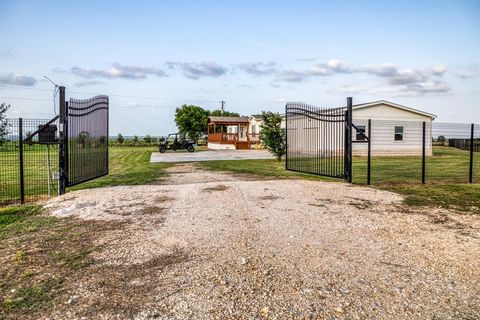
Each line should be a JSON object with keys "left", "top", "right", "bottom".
{"left": 98, "top": 135, "right": 107, "bottom": 146}
{"left": 0, "top": 103, "right": 10, "bottom": 144}
{"left": 437, "top": 135, "right": 446, "bottom": 143}
{"left": 116, "top": 133, "right": 124, "bottom": 145}
{"left": 260, "top": 111, "right": 286, "bottom": 161}
{"left": 77, "top": 131, "right": 91, "bottom": 148}
{"left": 144, "top": 134, "right": 152, "bottom": 145}
{"left": 209, "top": 109, "right": 240, "bottom": 117}
{"left": 132, "top": 135, "right": 139, "bottom": 145}
{"left": 175, "top": 105, "right": 209, "bottom": 141}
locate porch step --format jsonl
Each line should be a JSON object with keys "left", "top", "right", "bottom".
{"left": 236, "top": 141, "right": 250, "bottom": 149}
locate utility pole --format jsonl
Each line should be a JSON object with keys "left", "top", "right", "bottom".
{"left": 221, "top": 101, "right": 225, "bottom": 115}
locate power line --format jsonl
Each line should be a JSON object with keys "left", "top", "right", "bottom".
{"left": 70, "top": 91, "right": 220, "bottom": 103}
{"left": 0, "top": 96, "right": 181, "bottom": 109}
{"left": 0, "top": 96, "right": 51, "bottom": 102}
{"left": 0, "top": 86, "right": 221, "bottom": 103}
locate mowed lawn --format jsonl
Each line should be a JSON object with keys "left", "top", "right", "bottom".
{"left": 0, "top": 144, "right": 60, "bottom": 204}
{"left": 69, "top": 147, "right": 172, "bottom": 190}
{"left": 199, "top": 147, "right": 480, "bottom": 213}
{"left": 0, "top": 146, "right": 172, "bottom": 204}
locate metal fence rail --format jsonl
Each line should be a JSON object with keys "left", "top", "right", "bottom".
{"left": 430, "top": 122, "right": 479, "bottom": 184}
{"left": 448, "top": 139, "right": 480, "bottom": 152}
{"left": 286, "top": 101, "right": 348, "bottom": 179}
{"left": 0, "top": 87, "right": 109, "bottom": 205}
{"left": 0, "top": 118, "right": 59, "bottom": 205}
{"left": 350, "top": 120, "right": 478, "bottom": 185}
{"left": 67, "top": 95, "right": 109, "bottom": 186}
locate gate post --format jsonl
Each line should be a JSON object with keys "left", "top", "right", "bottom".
{"left": 469, "top": 123, "right": 474, "bottom": 183}
{"left": 58, "top": 86, "right": 67, "bottom": 195}
{"left": 367, "top": 119, "right": 371, "bottom": 185}
{"left": 422, "top": 121, "right": 426, "bottom": 184}
{"left": 345, "top": 97, "right": 353, "bottom": 183}
{"left": 18, "top": 118, "right": 25, "bottom": 204}
{"left": 285, "top": 104, "right": 288, "bottom": 170}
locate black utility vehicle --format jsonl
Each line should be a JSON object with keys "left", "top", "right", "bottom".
{"left": 158, "top": 133, "right": 196, "bottom": 153}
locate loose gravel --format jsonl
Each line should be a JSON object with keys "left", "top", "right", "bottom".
{"left": 42, "top": 164, "right": 480, "bottom": 319}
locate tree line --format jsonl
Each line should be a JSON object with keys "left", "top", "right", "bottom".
{"left": 111, "top": 134, "right": 166, "bottom": 147}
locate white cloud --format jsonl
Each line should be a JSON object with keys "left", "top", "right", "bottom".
{"left": 71, "top": 63, "right": 168, "bottom": 80}
{"left": 236, "top": 62, "right": 277, "bottom": 76}
{"left": 454, "top": 64, "right": 480, "bottom": 79}
{"left": 166, "top": 62, "right": 228, "bottom": 79}
{"left": 74, "top": 80, "right": 104, "bottom": 87}
{"left": 0, "top": 73, "right": 36, "bottom": 86}
{"left": 275, "top": 59, "right": 449, "bottom": 96}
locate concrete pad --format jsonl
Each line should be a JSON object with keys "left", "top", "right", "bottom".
{"left": 150, "top": 149, "right": 274, "bottom": 163}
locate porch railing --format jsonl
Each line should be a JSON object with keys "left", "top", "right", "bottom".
{"left": 248, "top": 133, "right": 260, "bottom": 142}
{"left": 208, "top": 133, "right": 238, "bottom": 143}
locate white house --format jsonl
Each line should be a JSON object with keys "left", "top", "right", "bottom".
{"left": 350, "top": 100, "right": 436, "bottom": 156}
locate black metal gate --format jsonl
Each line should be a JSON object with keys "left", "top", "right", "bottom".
{"left": 286, "top": 98, "right": 353, "bottom": 181}
{"left": 58, "top": 87, "right": 109, "bottom": 192}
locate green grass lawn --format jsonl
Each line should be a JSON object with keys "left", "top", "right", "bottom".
{"left": 0, "top": 144, "right": 60, "bottom": 204}
{"left": 0, "top": 146, "right": 172, "bottom": 204}
{"left": 199, "top": 147, "right": 480, "bottom": 213}
{"left": 69, "top": 147, "right": 172, "bottom": 190}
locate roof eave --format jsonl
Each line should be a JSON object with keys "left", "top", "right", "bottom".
{"left": 352, "top": 100, "right": 437, "bottom": 120}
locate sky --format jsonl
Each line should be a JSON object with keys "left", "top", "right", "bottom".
{"left": 0, "top": 0, "right": 479, "bottom": 135}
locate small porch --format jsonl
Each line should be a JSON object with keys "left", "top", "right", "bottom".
{"left": 207, "top": 116, "right": 251, "bottom": 149}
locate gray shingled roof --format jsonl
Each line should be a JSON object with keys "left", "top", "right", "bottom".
{"left": 208, "top": 116, "right": 249, "bottom": 123}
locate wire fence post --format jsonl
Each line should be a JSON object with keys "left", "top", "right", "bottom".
{"left": 470, "top": 123, "right": 474, "bottom": 183}
{"left": 367, "top": 119, "right": 371, "bottom": 185}
{"left": 58, "top": 86, "right": 67, "bottom": 195}
{"left": 18, "top": 118, "right": 25, "bottom": 204}
{"left": 422, "top": 121, "right": 426, "bottom": 184}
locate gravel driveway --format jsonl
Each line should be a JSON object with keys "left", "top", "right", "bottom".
{"left": 44, "top": 164, "right": 480, "bottom": 319}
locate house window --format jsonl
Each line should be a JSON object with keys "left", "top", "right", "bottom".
{"left": 252, "top": 125, "right": 257, "bottom": 134}
{"left": 356, "top": 125, "right": 366, "bottom": 141}
{"left": 394, "top": 126, "right": 404, "bottom": 141}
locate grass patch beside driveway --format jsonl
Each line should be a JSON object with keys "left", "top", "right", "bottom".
{"left": 0, "top": 205, "right": 121, "bottom": 318}
{"left": 69, "top": 147, "right": 172, "bottom": 191}
{"left": 199, "top": 147, "right": 480, "bottom": 213}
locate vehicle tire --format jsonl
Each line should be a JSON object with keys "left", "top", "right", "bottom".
{"left": 159, "top": 146, "right": 166, "bottom": 153}
{"left": 187, "top": 145, "right": 195, "bottom": 153}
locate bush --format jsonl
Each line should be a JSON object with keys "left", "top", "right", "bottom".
{"left": 260, "top": 111, "right": 286, "bottom": 161}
